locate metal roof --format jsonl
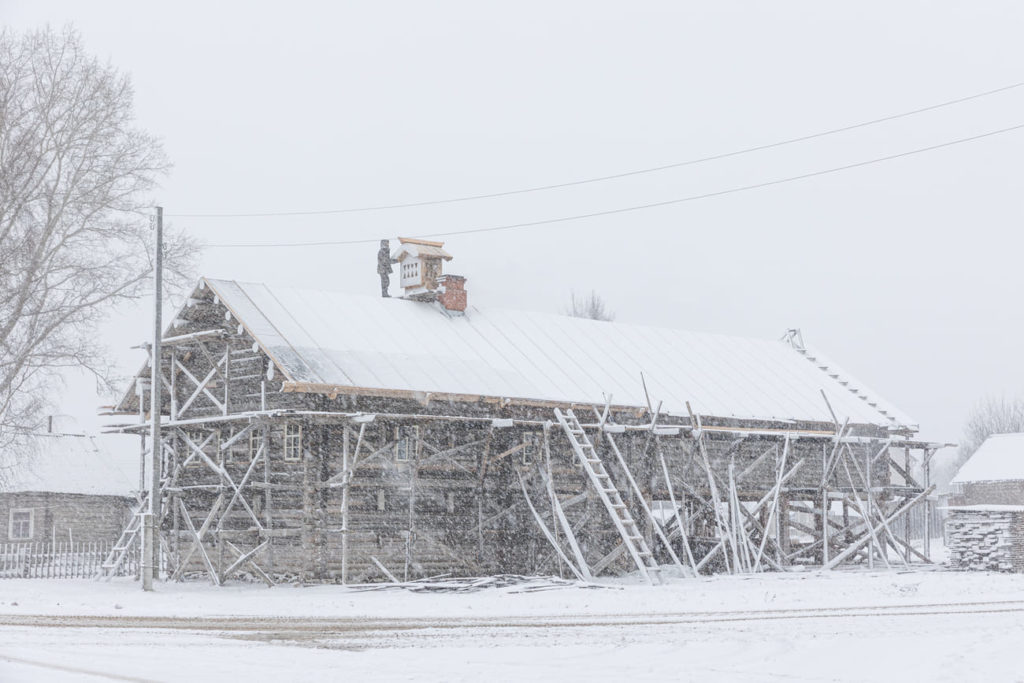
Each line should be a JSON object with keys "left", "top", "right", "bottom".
{"left": 205, "top": 278, "right": 916, "bottom": 430}
{"left": 1, "top": 433, "right": 138, "bottom": 497}
{"left": 952, "top": 433, "right": 1024, "bottom": 484}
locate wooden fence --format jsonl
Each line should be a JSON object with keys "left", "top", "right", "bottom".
{"left": 902, "top": 500, "right": 944, "bottom": 541}
{"left": 0, "top": 542, "right": 135, "bottom": 579}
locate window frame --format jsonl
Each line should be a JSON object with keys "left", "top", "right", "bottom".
{"left": 9, "top": 508, "right": 34, "bottom": 541}
{"left": 284, "top": 424, "right": 303, "bottom": 462}
{"left": 400, "top": 259, "right": 422, "bottom": 288}
{"left": 247, "top": 428, "right": 262, "bottom": 462}
{"left": 394, "top": 425, "right": 419, "bottom": 462}
{"left": 522, "top": 433, "right": 542, "bottom": 465}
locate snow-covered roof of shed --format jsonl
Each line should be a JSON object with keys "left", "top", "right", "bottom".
{"left": 0, "top": 432, "right": 138, "bottom": 497}
{"left": 951, "top": 433, "right": 1024, "bottom": 484}
{"left": 203, "top": 278, "right": 915, "bottom": 429}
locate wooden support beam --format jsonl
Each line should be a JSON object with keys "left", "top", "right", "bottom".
{"left": 220, "top": 541, "right": 271, "bottom": 585}
{"left": 823, "top": 486, "right": 934, "bottom": 570}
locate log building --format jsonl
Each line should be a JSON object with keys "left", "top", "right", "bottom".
{"left": 1, "top": 430, "right": 136, "bottom": 546}
{"left": 108, "top": 239, "right": 946, "bottom": 584}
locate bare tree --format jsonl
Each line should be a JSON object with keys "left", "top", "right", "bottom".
{"left": 0, "top": 27, "right": 195, "bottom": 477}
{"left": 566, "top": 290, "right": 615, "bottom": 322}
{"left": 953, "top": 396, "right": 1024, "bottom": 471}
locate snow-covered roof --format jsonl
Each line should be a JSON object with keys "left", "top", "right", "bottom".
{"left": 951, "top": 433, "right": 1024, "bottom": 484}
{"left": 202, "top": 278, "right": 915, "bottom": 429}
{"left": 0, "top": 432, "right": 138, "bottom": 497}
{"left": 391, "top": 238, "right": 452, "bottom": 262}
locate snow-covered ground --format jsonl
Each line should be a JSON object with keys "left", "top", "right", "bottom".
{"left": 2, "top": 567, "right": 1023, "bottom": 682}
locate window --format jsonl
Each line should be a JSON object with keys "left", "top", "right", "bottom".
{"left": 247, "top": 428, "right": 262, "bottom": 462}
{"left": 284, "top": 424, "right": 303, "bottom": 462}
{"left": 9, "top": 509, "right": 33, "bottom": 540}
{"left": 446, "top": 491, "right": 456, "bottom": 514}
{"left": 522, "top": 434, "right": 542, "bottom": 465}
{"left": 376, "top": 489, "right": 386, "bottom": 511}
{"left": 395, "top": 426, "right": 418, "bottom": 462}
{"left": 400, "top": 260, "right": 421, "bottom": 287}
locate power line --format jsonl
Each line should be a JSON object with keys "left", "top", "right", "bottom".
{"left": 203, "top": 121, "right": 1024, "bottom": 249}
{"left": 175, "top": 79, "right": 1024, "bottom": 218}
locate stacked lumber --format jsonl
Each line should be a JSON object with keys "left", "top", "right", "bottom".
{"left": 946, "top": 509, "right": 1024, "bottom": 573}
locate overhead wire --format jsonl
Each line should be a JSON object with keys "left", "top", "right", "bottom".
{"left": 173, "top": 78, "right": 1024, "bottom": 218}
{"left": 202, "top": 120, "right": 1024, "bottom": 249}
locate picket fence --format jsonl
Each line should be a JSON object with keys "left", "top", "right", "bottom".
{"left": 0, "top": 541, "right": 136, "bottom": 579}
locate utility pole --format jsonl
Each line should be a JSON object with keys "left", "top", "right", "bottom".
{"left": 143, "top": 206, "right": 163, "bottom": 591}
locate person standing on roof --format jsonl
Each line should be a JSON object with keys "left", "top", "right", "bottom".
{"left": 377, "top": 239, "right": 396, "bottom": 297}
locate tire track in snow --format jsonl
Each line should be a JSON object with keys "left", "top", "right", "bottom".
{"left": 0, "top": 653, "right": 159, "bottom": 682}
{"left": 4, "top": 598, "right": 1024, "bottom": 634}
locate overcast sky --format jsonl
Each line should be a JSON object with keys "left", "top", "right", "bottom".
{"left": 5, "top": 1, "right": 1024, "bottom": 463}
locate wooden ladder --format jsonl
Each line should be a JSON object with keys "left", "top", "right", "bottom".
{"left": 96, "top": 493, "right": 148, "bottom": 580}
{"left": 554, "top": 408, "right": 662, "bottom": 585}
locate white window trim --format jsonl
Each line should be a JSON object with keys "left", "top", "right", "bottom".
{"left": 9, "top": 508, "right": 34, "bottom": 541}
{"left": 284, "top": 424, "right": 303, "bottom": 462}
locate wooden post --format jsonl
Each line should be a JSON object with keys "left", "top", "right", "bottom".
{"left": 821, "top": 442, "right": 830, "bottom": 567}
{"left": 904, "top": 444, "right": 911, "bottom": 562}
{"left": 222, "top": 345, "right": 230, "bottom": 416}
{"left": 923, "top": 448, "right": 933, "bottom": 561}
{"left": 170, "top": 349, "right": 177, "bottom": 421}
{"left": 341, "top": 424, "right": 350, "bottom": 585}
{"left": 778, "top": 495, "right": 791, "bottom": 560}
{"left": 866, "top": 446, "right": 874, "bottom": 569}
{"left": 262, "top": 424, "right": 274, "bottom": 574}
{"left": 404, "top": 430, "right": 418, "bottom": 582}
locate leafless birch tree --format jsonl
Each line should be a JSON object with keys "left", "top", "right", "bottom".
{"left": 0, "top": 27, "right": 194, "bottom": 476}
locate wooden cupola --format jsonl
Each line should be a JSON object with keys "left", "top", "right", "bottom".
{"left": 391, "top": 237, "right": 453, "bottom": 299}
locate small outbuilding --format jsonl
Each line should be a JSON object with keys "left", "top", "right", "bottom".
{"left": 1, "top": 431, "right": 139, "bottom": 546}
{"left": 945, "top": 433, "right": 1024, "bottom": 572}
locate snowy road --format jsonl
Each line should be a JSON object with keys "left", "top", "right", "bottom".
{"left": 2, "top": 572, "right": 1023, "bottom": 682}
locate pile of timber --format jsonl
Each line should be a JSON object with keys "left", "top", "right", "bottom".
{"left": 946, "top": 507, "right": 1024, "bottom": 573}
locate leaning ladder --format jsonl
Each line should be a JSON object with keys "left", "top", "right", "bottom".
{"left": 554, "top": 408, "right": 662, "bottom": 585}
{"left": 96, "top": 493, "right": 148, "bottom": 580}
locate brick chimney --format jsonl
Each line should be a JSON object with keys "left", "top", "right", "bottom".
{"left": 437, "top": 274, "right": 467, "bottom": 313}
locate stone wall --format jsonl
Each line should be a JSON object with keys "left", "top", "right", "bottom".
{"left": 945, "top": 507, "right": 1024, "bottom": 573}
